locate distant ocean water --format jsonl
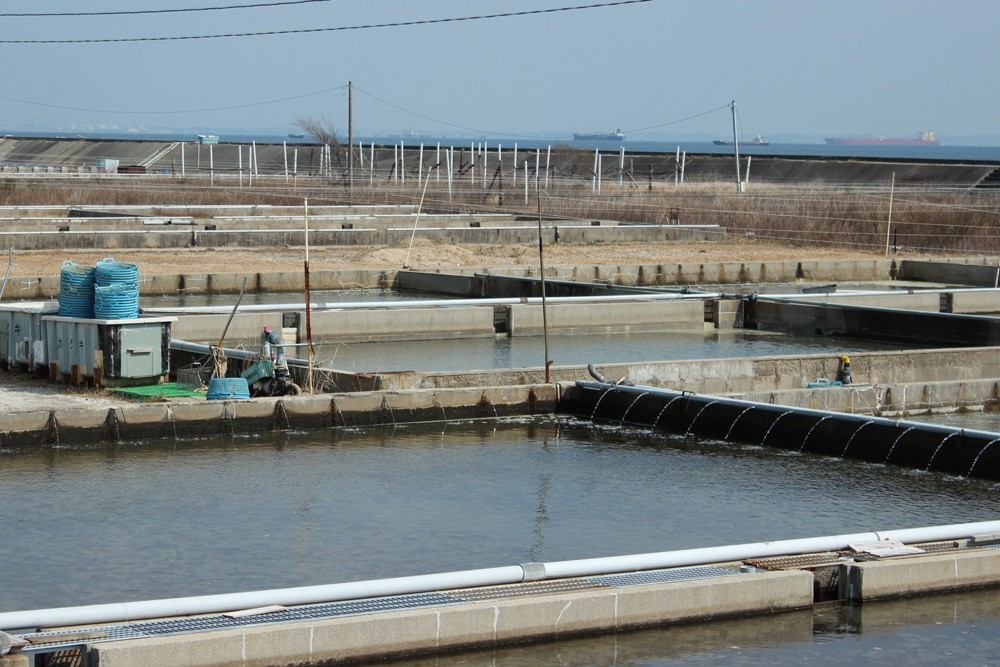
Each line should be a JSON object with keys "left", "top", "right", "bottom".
{"left": 6, "top": 129, "right": 1000, "bottom": 162}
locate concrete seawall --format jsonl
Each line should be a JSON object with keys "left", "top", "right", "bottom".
{"left": 0, "top": 138, "right": 994, "bottom": 188}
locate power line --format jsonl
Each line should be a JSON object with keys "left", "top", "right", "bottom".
{"left": 0, "top": 0, "right": 656, "bottom": 44}
{"left": 353, "top": 86, "right": 523, "bottom": 139}
{"left": 624, "top": 105, "right": 729, "bottom": 134}
{"left": 0, "top": 85, "right": 347, "bottom": 115}
{"left": 0, "top": 1, "right": 335, "bottom": 18}
{"left": 356, "top": 86, "right": 723, "bottom": 141}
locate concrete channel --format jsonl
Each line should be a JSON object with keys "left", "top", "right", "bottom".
{"left": 5, "top": 255, "right": 1000, "bottom": 664}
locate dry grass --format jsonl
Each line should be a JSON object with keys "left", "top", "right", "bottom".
{"left": 1, "top": 168, "right": 998, "bottom": 277}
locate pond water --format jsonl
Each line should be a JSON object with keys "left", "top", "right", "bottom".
{"left": 3, "top": 416, "right": 998, "bottom": 664}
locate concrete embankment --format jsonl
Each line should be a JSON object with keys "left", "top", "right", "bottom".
{"left": 0, "top": 385, "right": 557, "bottom": 447}
{"left": 4, "top": 256, "right": 999, "bottom": 302}
{"left": 0, "top": 260, "right": 852, "bottom": 301}
{"left": 3, "top": 346, "right": 999, "bottom": 447}
{"left": 0, "top": 220, "right": 724, "bottom": 251}
{"left": 0, "top": 137, "right": 995, "bottom": 188}
{"left": 376, "top": 347, "right": 1000, "bottom": 403}
{"left": 84, "top": 548, "right": 1000, "bottom": 666}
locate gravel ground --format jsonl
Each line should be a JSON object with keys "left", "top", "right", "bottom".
{"left": 0, "top": 372, "right": 123, "bottom": 414}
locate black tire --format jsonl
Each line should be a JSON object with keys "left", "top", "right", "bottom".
{"left": 284, "top": 383, "right": 302, "bottom": 396}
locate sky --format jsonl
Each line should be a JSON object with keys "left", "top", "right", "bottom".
{"left": 0, "top": 0, "right": 997, "bottom": 142}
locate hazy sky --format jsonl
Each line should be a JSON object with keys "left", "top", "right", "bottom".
{"left": 1, "top": 0, "right": 996, "bottom": 140}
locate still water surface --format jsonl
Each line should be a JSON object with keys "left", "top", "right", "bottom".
{"left": 305, "top": 330, "right": 901, "bottom": 374}
{"left": 3, "top": 416, "right": 999, "bottom": 663}
{"left": 143, "top": 289, "right": 911, "bottom": 372}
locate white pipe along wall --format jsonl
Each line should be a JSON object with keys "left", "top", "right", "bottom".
{"left": 2, "top": 520, "right": 1000, "bottom": 632}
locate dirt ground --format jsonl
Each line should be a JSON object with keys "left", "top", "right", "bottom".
{"left": 12, "top": 237, "right": 880, "bottom": 278}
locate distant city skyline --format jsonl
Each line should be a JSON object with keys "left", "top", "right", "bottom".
{"left": 1, "top": 1, "right": 996, "bottom": 142}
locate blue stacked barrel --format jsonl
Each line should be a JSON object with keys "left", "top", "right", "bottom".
{"left": 58, "top": 261, "right": 96, "bottom": 318}
{"left": 94, "top": 257, "right": 140, "bottom": 319}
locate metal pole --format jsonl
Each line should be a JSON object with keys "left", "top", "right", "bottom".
{"left": 403, "top": 164, "right": 435, "bottom": 269}
{"left": 304, "top": 199, "right": 314, "bottom": 395}
{"left": 348, "top": 80, "right": 353, "bottom": 198}
{"left": 885, "top": 172, "right": 896, "bottom": 258}
{"left": 537, "top": 190, "right": 551, "bottom": 382}
{"left": 731, "top": 100, "right": 741, "bottom": 192}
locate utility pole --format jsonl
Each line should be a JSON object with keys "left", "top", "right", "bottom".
{"left": 348, "top": 80, "right": 354, "bottom": 198}
{"left": 730, "top": 100, "right": 741, "bottom": 193}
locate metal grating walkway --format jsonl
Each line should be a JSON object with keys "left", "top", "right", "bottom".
{"left": 19, "top": 592, "right": 461, "bottom": 654}
{"left": 18, "top": 565, "right": 739, "bottom": 654}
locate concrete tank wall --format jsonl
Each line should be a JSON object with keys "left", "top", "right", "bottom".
{"left": 382, "top": 347, "right": 1000, "bottom": 395}
{"left": 509, "top": 300, "right": 704, "bottom": 336}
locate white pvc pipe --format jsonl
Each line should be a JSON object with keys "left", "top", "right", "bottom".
{"left": 141, "top": 292, "right": 716, "bottom": 315}
{"left": 3, "top": 521, "right": 999, "bottom": 631}
{"left": 545, "top": 145, "right": 551, "bottom": 188}
{"left": 541, "top": 520, "right": 1000, "bottom": 579}
{"left": 0, "top": 566, "right": 526, "bottom": 631}
{"left": 524, "top": 160, "right": 528, "bottom": 204}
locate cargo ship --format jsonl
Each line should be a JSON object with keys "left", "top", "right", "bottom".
{"left": 825, "top": 130, "right": 940, "bottom": 146}
{"left": 713, "top": 134, "right": 769, "bottom": 146}
{"left": 573, "top": 129, "right": 625, "bottom": 141}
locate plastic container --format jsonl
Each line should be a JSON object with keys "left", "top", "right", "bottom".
{"left": 806, "top": 378, "right": 844, "bottom": 388}
{"left": 94, "top": 257, "right": 139, "bottom": 287}
{"left": 240, "top": 360, "right": 274, "bottom": 385}
{"left": 58, "top": 261, "right": 95, "bottom": 318}
{"left": 206, "top": 377, "right": 250, "bottom": 400}
{"left": 93, "top": 257, "right": 140, "bottom": 319}
{"left": 94, "top": 284, "right": 140, "bottom": 319}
